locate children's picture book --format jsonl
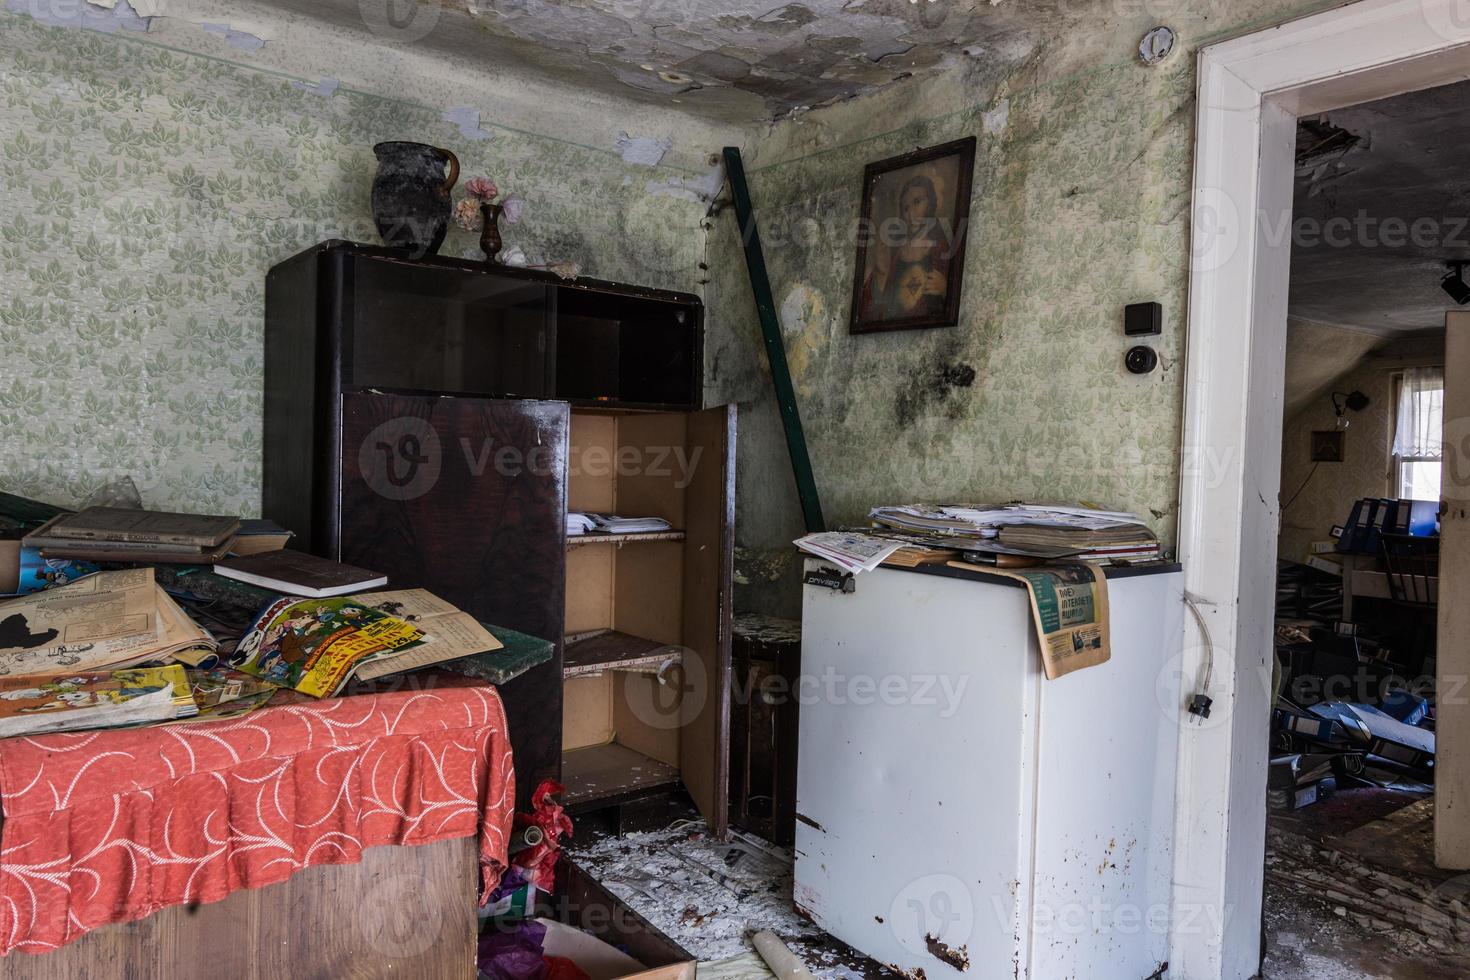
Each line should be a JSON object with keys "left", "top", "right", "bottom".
{"left": 229, "top": 596, "right": 424, "bottom": 697}
{"left": 177, "top": 667, "right": 278, "bottom": 723}
{"left": 13, "top": 548, "right": 101, "bottom": 594}
{"left": 0, "top": 665, "right": 197, "bottom": 737}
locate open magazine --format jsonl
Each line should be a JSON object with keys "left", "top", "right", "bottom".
{"left": 0, "top": 665, "right": 197, "bottom": 737}
{"left": 228, "top": 589, "right": 504, "bottom": 696}
{"left": 178, "top": 667, "right": 278, "bottom": 723}
{"left": 0, "top": 568, "right": 216, "bottom": 676}
{"left": 229, "top": 595, "right": 425, "bottom": 697}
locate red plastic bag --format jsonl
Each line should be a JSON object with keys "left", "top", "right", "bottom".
{"left": 512, "top": 779, "right": 574, "bottom": 891}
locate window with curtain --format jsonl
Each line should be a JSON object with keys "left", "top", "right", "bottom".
{"left": 1393, "top": 365, "right": 1444, "bottom": 500}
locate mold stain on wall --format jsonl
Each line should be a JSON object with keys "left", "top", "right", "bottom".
{"left": 703, "top": 0, "right": 1351, "bottom": 616}
{"left": 706, "top": 52, "right": 1200, "bottom": 615}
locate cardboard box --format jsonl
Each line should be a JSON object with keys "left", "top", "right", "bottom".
{"left": 538, "top": 919, "right": 693, "bottom": 980}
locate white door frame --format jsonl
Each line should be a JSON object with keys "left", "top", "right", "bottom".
{"left": 1175, "top": 3, "right": 1470, "bottom": 978}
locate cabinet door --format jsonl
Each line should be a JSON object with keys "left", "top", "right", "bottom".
{"left": 679, "top": 404, "right": 737, "bottom": 838}
{"left": 338, "top": 391, "right": 568, "bottom": 808}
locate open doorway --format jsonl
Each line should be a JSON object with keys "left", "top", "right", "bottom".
{"left": 1176, "top": 5, "right": 1470, "bottom": 979}
{"left": 1264, "top": 80, "right": 1468, "bottom": 978}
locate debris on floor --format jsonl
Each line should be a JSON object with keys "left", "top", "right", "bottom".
{"left": 1264, "top": 788, "right": 1470, "bottom": 979}
{"left": 566, "top": 820, "right": 882, "bottom": 980}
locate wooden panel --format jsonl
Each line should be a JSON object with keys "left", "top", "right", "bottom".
{"left": 613, "top": 541, "right": 684, "bottom": 646}
{"left": 1439, "top": 309, "right": 1470, "bottom": 868}
{"left": 613, "top": 671, "right": 681, "bottom": 768}
{"left": 262, "top": 244, "right": 329, "bottom": 555}
{"left": 564, "top": 629, "right": 680, "bottom": 677}
{"left": 567, "top": 531, "right": 686, "bottom": 547}
{"left": 562, "top": 742, "right": 681, "bottom": 804}
{"left": 567, "top": 544, "right": 615, "bottom": 635}
{"left": 563, "top": 673, "right": 615, "bottom": 750}
{"left": 339, "top": 392, "right": 568, "bottom": 811}
{"left": 614, "top": 412, "right": 689, "bottom": 529}
{"left": 569, "top": 413, "right": 617, "bottom": 513}
{"left": 8, "top": 837, "right": 477, "bottom": 980}
{"left": 678, "top": 405, "right": 736, "bottom": 839}
{"left": 557, "top": 855, "right": 695, "bottom": 967}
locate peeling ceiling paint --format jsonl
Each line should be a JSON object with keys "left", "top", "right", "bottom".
{"left": 242, "top": 0, "right": 1047, "bottom": 123}
{"left": 1290, "top": 78, "right": 1470, "bottom": 333}
{"left": 8, "top": 0, "right": 149, "bottom": 34}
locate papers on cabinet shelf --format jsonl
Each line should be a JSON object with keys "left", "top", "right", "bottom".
{"left": 566, "top": 513, "right": 673, "bottom": 535}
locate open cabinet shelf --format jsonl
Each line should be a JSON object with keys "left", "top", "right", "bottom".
{"left": 561, "top": 407, "right": 734, "bottom": 836}
{"left": 564, "top": 629, "right": 682, "bottom": 678}
{"left": 563, "top": 742, "right": 683, "bottom": 805}
{"left": 567, "top": 530, "right": 687, "bottom": 548}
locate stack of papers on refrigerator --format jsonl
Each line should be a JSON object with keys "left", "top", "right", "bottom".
{"left": 794, "top": 531, "right": 906, "bottom": 574}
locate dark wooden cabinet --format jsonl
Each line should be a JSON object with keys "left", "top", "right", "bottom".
{"left": 263, "top": 242, "right": 731, "bottom": 831}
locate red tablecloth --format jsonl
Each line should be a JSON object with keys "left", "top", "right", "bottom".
{"left": 0, "top": 676, "right": 515, "bottom": 955}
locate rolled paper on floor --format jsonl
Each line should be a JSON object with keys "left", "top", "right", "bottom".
{"left": 751, "top": 930, "right": 817, "bottom": 980}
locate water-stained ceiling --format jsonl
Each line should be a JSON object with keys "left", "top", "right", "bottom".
{"left": 1290, "top": 78, "right": 1470, "bottom": 333}
{"left": 255, "top": 0, "right": 1046, "bottom": 123}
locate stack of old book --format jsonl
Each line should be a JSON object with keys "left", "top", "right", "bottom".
{"left": 23, "top": 506, "right": 242, "bottom": 562}
{"left": 869, "top": 504, "right": 1161, "bottom": 564}
{"left": 990, "top": 512, "right": 1161, "bottom": 563}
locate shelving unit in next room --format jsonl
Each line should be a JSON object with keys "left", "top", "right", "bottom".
{"left": 560, "top": 407, "right": 735, "bottom": 836}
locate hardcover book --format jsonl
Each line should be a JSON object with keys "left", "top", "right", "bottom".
{"left": 214, "top": 550, "right": 387, "bottom": 598}
{"left": 27, "top": 507, "right": 240, "bottom": 547}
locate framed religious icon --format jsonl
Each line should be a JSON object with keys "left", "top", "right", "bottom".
{"left": 849, "top": 136, "right": 976, "bottom": 333}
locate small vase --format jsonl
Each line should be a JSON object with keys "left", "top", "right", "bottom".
{"left": 479, "top": 202, "right": 503, "bottom": 262}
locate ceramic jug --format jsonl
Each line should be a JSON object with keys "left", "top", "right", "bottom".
{"left": 371, "top": 142, "right": 460, "bottom": 257}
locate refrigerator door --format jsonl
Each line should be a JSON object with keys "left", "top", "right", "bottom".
{"left": 794, "top": 564, "right": 1039, "bottom": 979}
{"left": 794, "top": 563, "right": 1185, "bottom": 980}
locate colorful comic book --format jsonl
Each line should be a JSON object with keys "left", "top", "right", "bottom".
{"left": 228, "top": 596, "right": 425, "bottom": 697}
{"left": 175, "top": 667, "right": 278, "bottom": 723}
{"left": 0, "top": 665, "right": 197, "bottom": 737}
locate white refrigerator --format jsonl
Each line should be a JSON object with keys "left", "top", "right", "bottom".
{"left": 794, "top": 561, "right": 1185, "bottom": 980}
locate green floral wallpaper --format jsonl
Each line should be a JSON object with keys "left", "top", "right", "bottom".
{"left": 0, "top": 12, "right": 705, "bottom": 515}
{"left": 708, "top": 60, "right": 1196, "bottom": 614}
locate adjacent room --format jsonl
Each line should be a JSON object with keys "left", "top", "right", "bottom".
{"left": 1266, "top": 80, "right": 1468, "bottom": 978}
{"left": 0, "top": 3, "right": 1467, "bottom": 980}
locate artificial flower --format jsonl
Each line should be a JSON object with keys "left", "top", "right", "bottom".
{"left": 500, "top": 193, "right": 524, "bottom": 225}
{"left": 465, "top": 176, "right": 499, "bottom": 201}
{"left": 453, "top": 196, "right": 481, "bottom": 231}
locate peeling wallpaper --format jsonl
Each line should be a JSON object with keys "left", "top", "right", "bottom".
{"left": 708, "top": 59, "right": 1195, "bottom": 615}
{"left": 0, "top": 12, "right": 707, "bottom": 514}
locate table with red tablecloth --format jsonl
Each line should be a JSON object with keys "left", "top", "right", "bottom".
{"left": 0, "top": 675, "right": 515, "bottom": 956}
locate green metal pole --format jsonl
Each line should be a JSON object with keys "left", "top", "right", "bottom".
{"left": 722, "top": 147, "right": 826, "bottom": 534}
